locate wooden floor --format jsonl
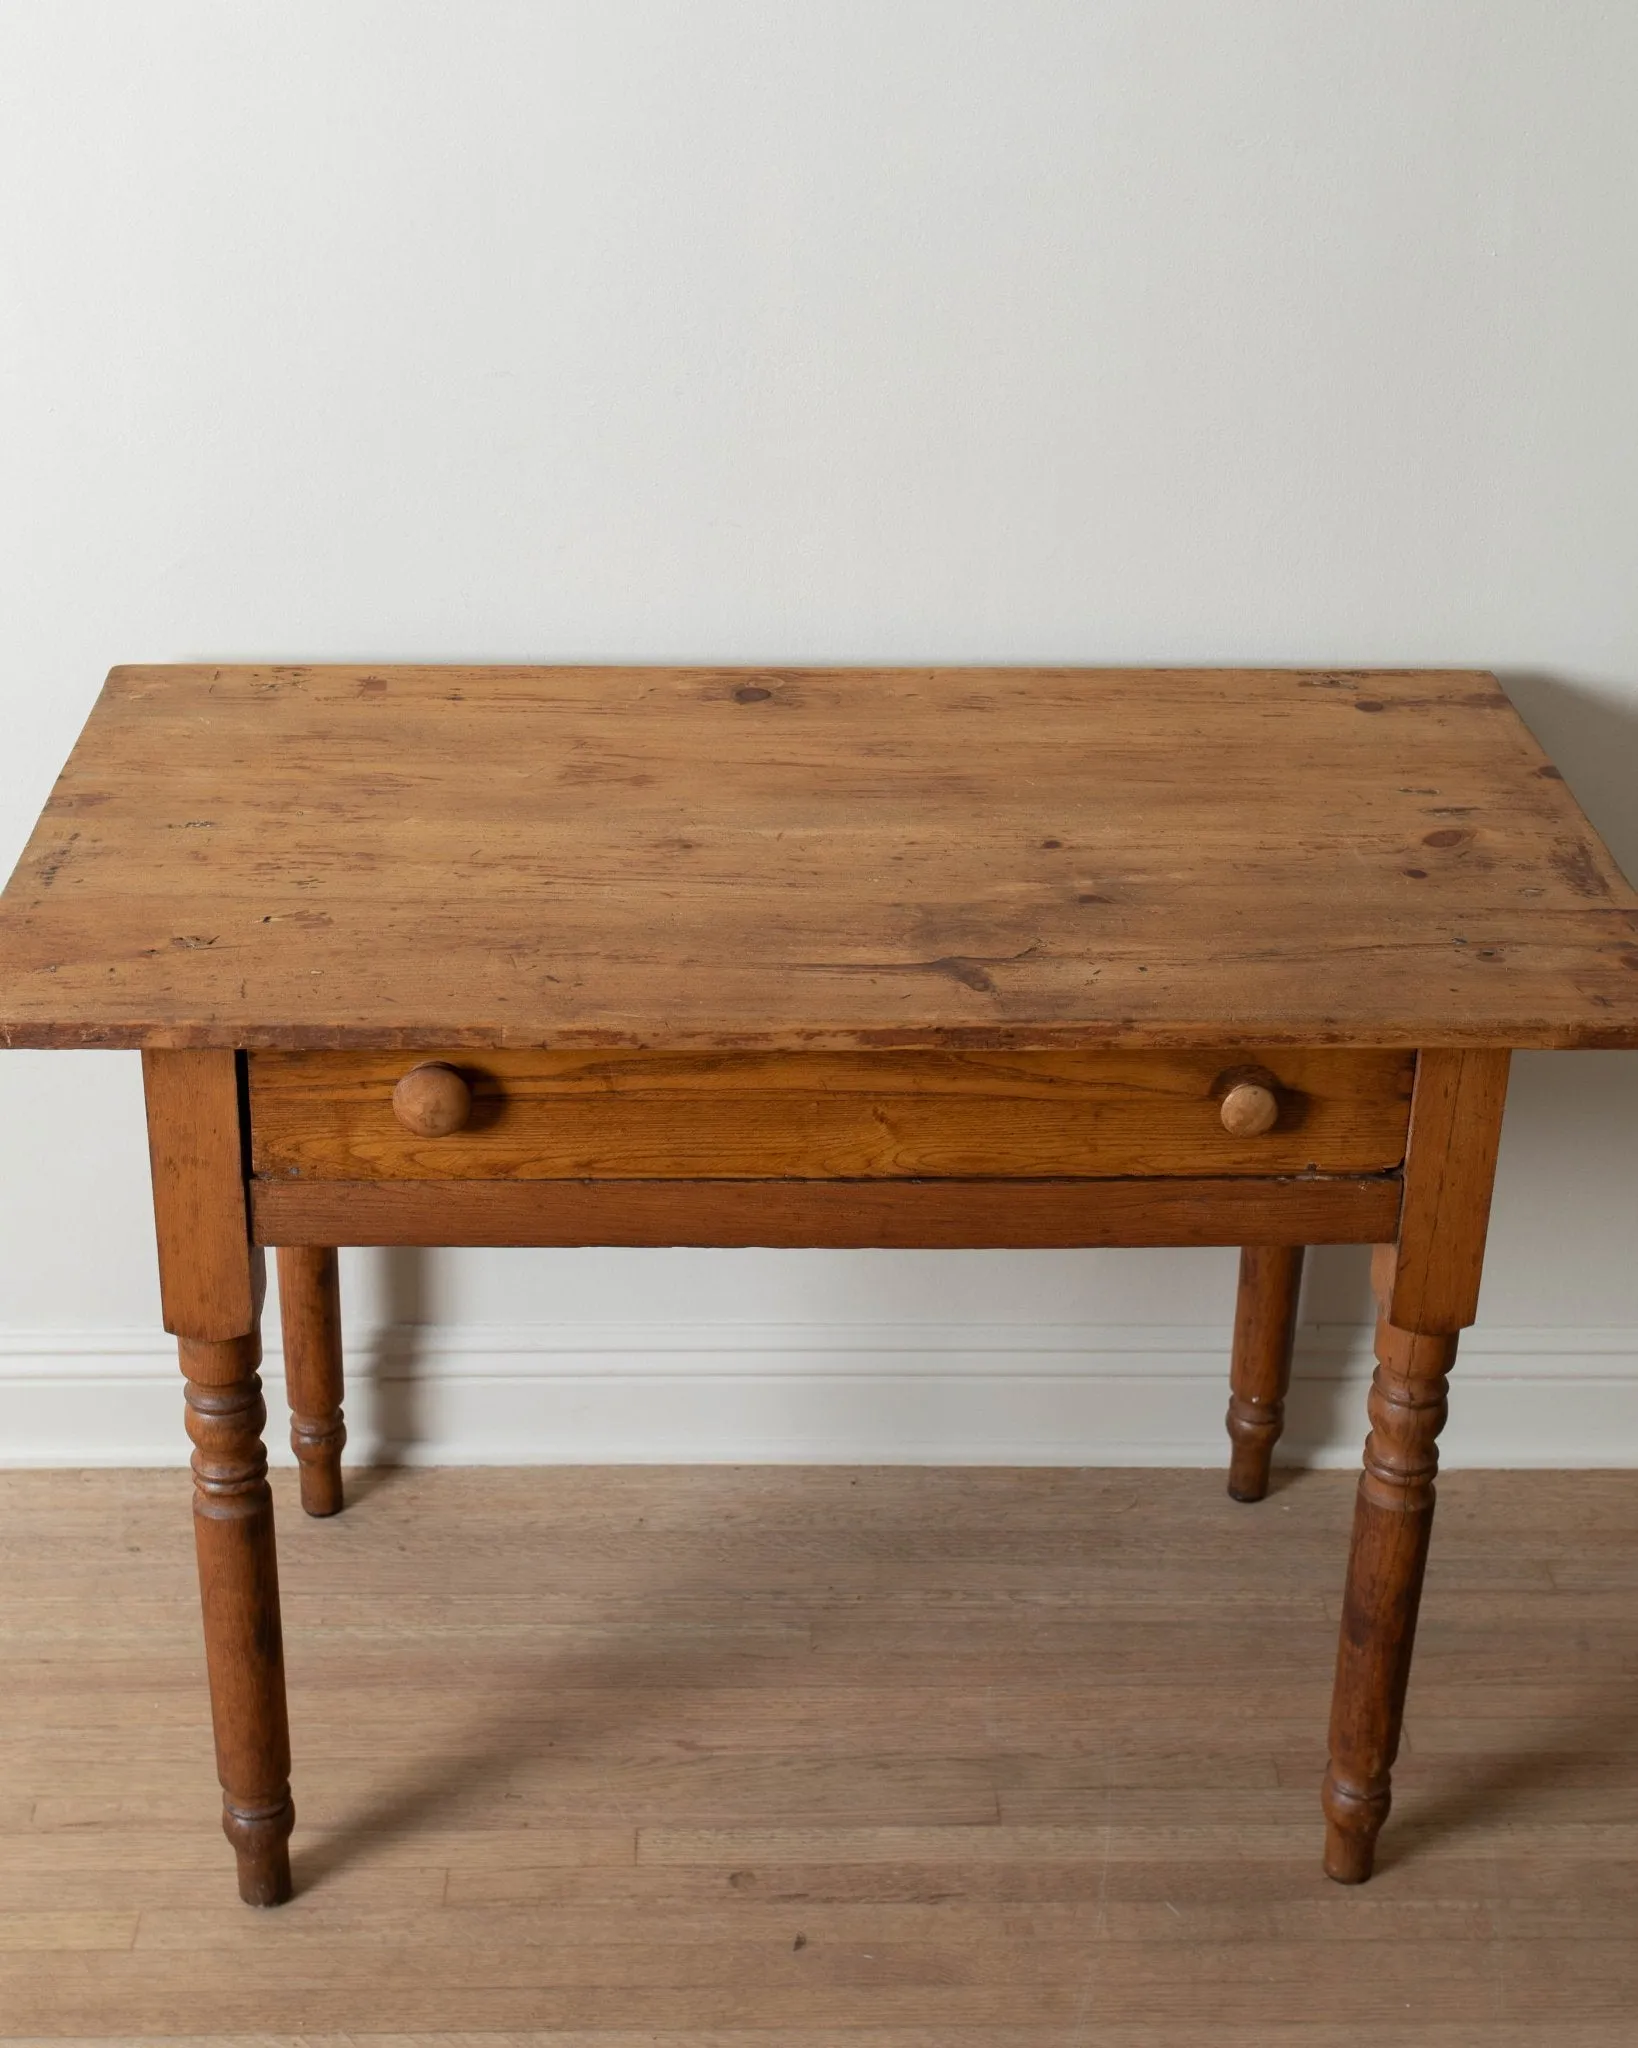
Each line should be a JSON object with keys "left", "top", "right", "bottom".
{"left": 2, "top": 1465, "right": 1637, "bottom": 2044}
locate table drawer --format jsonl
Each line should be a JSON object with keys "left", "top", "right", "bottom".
{"left": 247, "top": 1047, "right": 1414, "bottom": 1182}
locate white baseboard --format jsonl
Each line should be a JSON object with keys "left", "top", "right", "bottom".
{"left": 3, "top": 1320, "right": 1637, "bottom": 1468}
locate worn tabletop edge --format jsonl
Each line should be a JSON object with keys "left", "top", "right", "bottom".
{"left": 5, "top": 1019, "right": 1638, "bottom": 1052}
{"left": 98, "top": 659, "right": 1507, "bottom": 678}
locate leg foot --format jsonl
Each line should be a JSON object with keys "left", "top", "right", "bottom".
{"left": 277, "top": 1246, "right": 347, "bottom": 1516}
{"left": 223, "top": 1794, "right": 296, "bottom": 1906}
{"left": 1225, "top": 1245, "right": 1304, "bottom": 1501}
{"left": 1321, "top": 1769, "right": 1390, "bottom": 1883}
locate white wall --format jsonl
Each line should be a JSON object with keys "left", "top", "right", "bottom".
{"left": 2, "top": 0, "right": 1636, "bottom": 1468}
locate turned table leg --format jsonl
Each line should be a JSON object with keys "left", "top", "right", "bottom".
{"left": 277, "top": 1246, "right": 347, "bottom": 1516}
{"left": 144, "top": 1050, "right": 295, "bottom": 1906}
{"left": 1321, "top": 1048, "right": 1510, "bottom": 1883}
{"left": 182, "top": 1330, "right": 294, "bottom": 1904}
{"left": 1225, "top": 1244, "right": 1304, "bottom": 1501}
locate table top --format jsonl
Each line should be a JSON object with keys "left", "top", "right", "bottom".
{"left": 0, "top": 664, "right": 1634, "bottom": 1053}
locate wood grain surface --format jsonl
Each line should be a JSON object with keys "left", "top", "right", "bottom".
{"left": 1385, "top": 1048, "right": 1513, "bottom": 1335}
{"left": 248, "top": 1046, "right": 1415, "bottom": 1181}
{"left": 141, "top": 1048, "right": 259, "bottom": 1343}
{"left": 275, "top": 1246, "right": 346, "bottom": 1518}
{"left": 1, "top": 665, "right": 1635, "bottom": 1051}
{"left": 1225, "top": 1245, "right": 1306, "bottom": 1502}
{"left": 249, "top": 1170, "right": 1403, "bottom": 1249}
{"left": 3, "top": 1464, "right": 1638, "bottom": 2040}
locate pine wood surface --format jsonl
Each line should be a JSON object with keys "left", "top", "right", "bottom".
{"left": 247, "top": 1171, "right": 1404, "bottom": 1250}
{"left": 2, "top": 665, "right": 1636, "bottom": 1054}
{"left": 247, "top": 1047, "right": 1414, "bottom": 1181}
{"left": 140, "top": 1049, "right": 259, "bottom": 1343}
{"left": 3, "top": 1466, "right": 1638, "bottom": 2042}
{"left": 1385, "top": 1049, "right": 1512, "bottom": 1335}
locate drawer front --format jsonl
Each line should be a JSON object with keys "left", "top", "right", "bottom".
{"left": 247, "top": 1047, "right": 1414, "bottom": 1182}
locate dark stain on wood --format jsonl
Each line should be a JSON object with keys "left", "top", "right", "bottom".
{"left": 1549, "top": 840, "right": 1612, "bottom": 900}
{"left": 32, "top": 835, "right": 79, "bottom": 890}
{"left": 924, "top": 956, "right": 998, "bottom": 994}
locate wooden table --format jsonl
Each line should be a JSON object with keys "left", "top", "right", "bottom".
{"left": 2, "top": 664, "right": 1635, "bottom": 1909}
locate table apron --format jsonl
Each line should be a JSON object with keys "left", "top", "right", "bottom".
{"left": 250, "top": 1172, "right": 1403, "bottom": 1249}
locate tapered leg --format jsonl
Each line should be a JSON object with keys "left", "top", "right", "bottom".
{"left": 1225, "top": 1245, "right": 1305, "bottom": 1501}
{"left": 277, "top": 1246, "right": 347, "bottom": 1516}
{"left": 1320, "top": 1047, "right": 1510, "bottom": 1883}
{"left": 144, "top": 1049, "right": 296, "bottom": 1906}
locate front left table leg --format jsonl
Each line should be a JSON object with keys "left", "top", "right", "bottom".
{"left": 181, "top": 1329, "right": 294, "bottom": 1905}
{"left": 144, "top": 1049, "right": 295, "bottom": 1906}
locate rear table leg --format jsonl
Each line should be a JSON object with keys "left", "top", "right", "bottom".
{"left": 277, "top": 1246, "right": 347, "bottom": 1517}
{"left": 1225, "top": 1245, "right": 1305, "bottom": 1501}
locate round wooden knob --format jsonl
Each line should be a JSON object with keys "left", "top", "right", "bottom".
{"left": 1220, "top": 1081, "right": 1280, "bottom": 1138}
{"left": 392, "top": 1062, "right": 472, "bottom": 1137}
